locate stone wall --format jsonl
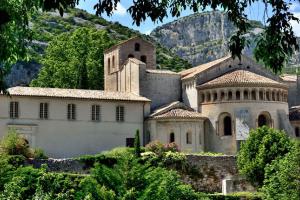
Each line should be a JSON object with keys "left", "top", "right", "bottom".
{"left": 183, "top": 155, "right": 251, "bottom": 193}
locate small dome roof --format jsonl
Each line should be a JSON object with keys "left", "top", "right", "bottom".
{"left": 198, "top": 70, "right": 287, "bottom": 89}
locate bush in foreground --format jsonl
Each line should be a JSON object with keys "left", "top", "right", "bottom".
{"left": 237, "top": 126, "right": 292, "bottom": 186}
{"left": 262, "top": 140, "right": 300, "bottom": 200}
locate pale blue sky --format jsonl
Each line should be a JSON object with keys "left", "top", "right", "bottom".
{"left": 77, "top": 0, "right": 300, "bottom": 36}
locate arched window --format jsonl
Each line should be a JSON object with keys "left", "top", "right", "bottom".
{"left": 218, "top": 113, "right": 232, "bottom": 136}
{"left": 228, "top": 91, "right": 233, "bottom": 100}
{"left": 276, "top": 91, "right": 280, "bottom": 101}
{"left": 220, "top": 91, "right": 225, "bottom": 101}
{"left": 112, "top": 56, "right": 115, "bottom": 68}
{"left": 206, "top": 92, "right": 211, "bottom": 102}
{"left": 170, "top": 132, "right": 175, "bottom": 143}
{"left": 251, "top": 90, "right": 256, "bottom": 100}
{"left": 259, "top": 90, "right": 264, "bottom": 100}
{"left": 135, "top": 43, "right": 140, "bottom": 51}
{"left": 223, "top": 116, "right": 232, "bottom": 136}
{"left": 295, "top": 127, "right": 300, "bottom": 137}
{"left": 128, "top": 54, "right": 134, "bottom": 58}
{"left": 236, "top": 90, "right": 240, "bottom": 100}
{"left": 266, "top": 91, "right": 270, "bottom": 101}
{"left": 258, "top": 112, "right": 272, "bottom": 127}
{"left": 141, "top": 55, "right": 147, "bottom": 63}
{"left": 272, "top": 91, "right": 276, "bottom": 101}
{"left": 186, "top": 132, "right": 192, "bottom": 144}
{"left": 244, "top": 90, "right": 249, "bottom": 100}
{"left": 213, "top": 92, "right": 217, "bottom": 102}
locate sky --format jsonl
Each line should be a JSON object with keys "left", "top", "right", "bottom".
{"left": 77, "top": 0, "right": 300, "bottom": 36}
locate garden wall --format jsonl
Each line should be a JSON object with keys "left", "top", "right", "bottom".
{"left": 26, "top": 155, "right": 254, "bottom": 193}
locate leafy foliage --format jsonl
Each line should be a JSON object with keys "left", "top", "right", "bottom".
{"left": 237, "top": 126, "right": 292, "bottom": 187}
{"left": 30, "top": 28, "right": 114, "bottom": 89}
{"left": 262, "top": 140, "right": 300, "bottom": 200}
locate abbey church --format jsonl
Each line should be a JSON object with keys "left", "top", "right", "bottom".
{"left": 0, "top": 37, "right": 299, "bottom": 158}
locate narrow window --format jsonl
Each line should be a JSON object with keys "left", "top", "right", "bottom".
{"left": 39, "top": 103, "right": 49, "bottom": 119}
{"left": 135, "top": 43, "right": 140, "bottom": 51}
{"left": 91, "top": 105, "right": 101, "bottom": 121}
{"left": 186, "top": 132, "right": 192, "bottom": 144}
{"left": 236, "top": 91, "right": 240, "bottom": 100}
{"left": 170, "top": 132, "right": 175, "bottom": 143}
{"left": 112, "top": 56, "right": 115, "bottom": 68}
{"left": 213, "top": 92, "right": 217, "bottom": 102}
{"left": 116, "top": 106, "right": 125, "bottom": 122}
{"left": 295, "top": 127, "right": 300, "bottom": 137}
{"left": 228, "top": 91, "right": 233, "bottom": 100}
{"left": 259, "top": 91, "right": 264, "bottom": 100}
{"left": 220, "top": 91, "right": 225, "bottom": 101}
{"left": 67, "top": 104, "right": 76, "bottom": 120}
{"left": 107, "top": 58, "right": 111, "bottom": 73}
{"left": 223, "top": 116, "right": 232, "bottom": 136}
{"left": 128, "top": 54, "right": 134, "bottom": 58}
{"left": 141, "top": 55, "right": 147, "bottom": 63}
{"left": 251, "top": 90, "right": 256, "bottom": 100}
{"left": 9, "top": 101, "right": 19, "bottom": 119}
{"left": 244, "top": 90, "right": 249, "bottom": 100}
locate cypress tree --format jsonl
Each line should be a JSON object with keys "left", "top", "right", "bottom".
{"left": 134, "top": 129, "right": 141, "bottom": 157}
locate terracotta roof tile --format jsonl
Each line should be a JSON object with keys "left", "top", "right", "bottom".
{"left": 4, "top": 87, "right": 150, "bottom": 102}
{"left": 198, "top": 70, "right": 287, "bottom": 89}
{"left": 151, "top": 108, "right": 203, "bottom": 119}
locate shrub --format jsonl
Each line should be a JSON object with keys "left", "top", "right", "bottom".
{"left": 146, "top": 141, "right": 179, "bottom": 156}
{"left": 237, "top": 126, "right": 292, "bottom": 186}
{"left": 77, "top": 154, "right": 117, "bottom": 168}
{"left": 262, "top": 140, "right": 300, "bottom": 200}
{"left": 0, "top": 129, "right": 31, "bottom": 157}
{"left": 164, "top": 142, "right": 180, "bottom": 152}
{"left": 162, "top": 151, "right": 187, "bottom": 170}
{"left": 33, "top": 148, "right": 48, "bottom": 159}
{"left": 145, "top": 140, "right": 165, "bottom": 155}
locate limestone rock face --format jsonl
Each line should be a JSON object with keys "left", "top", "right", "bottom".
{"left": 151, "top": 11, "right": 300, "bottom": 67}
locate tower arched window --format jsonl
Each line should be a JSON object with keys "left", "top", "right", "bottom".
{"left": 107, "top": 58, "right": 111, "bottom": 73}
{"left": 135, "top": 43, "right": 140, "bottom": 51}
{"left": 170, "top": 132, "right": 175, "bottom": 143}
{"left": 112, "top": 56, "right": 115, "bottom": 68}
{"left": 259, "top": 90, "right": 264, "bottom": 100}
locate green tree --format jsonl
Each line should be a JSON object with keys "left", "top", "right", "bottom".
{"left": 237, "top": 126, "right": 292, "bottom": 187}
{"left": 134, "top": 130, "right": 141, "bottom": 158}
{"left": 262, "top": 140, "right": 300, "bottom": 200}
{"left": 30, "top": 28, "right": 115, "bottom": 89}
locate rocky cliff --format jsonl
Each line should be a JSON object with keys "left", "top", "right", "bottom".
{"left": 151, "top": 11, "right": 300, "bottom": 68}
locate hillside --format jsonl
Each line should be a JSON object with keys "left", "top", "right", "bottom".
{"left": 5, "top": 8, "right": 192, "bottom": 87}
{"left": 150, "top": 11, "right": 300, "bottom": 69}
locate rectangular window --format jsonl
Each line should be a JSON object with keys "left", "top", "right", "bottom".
{"left": 9, "top": 102, "right": 19, "bottom": 119}
{"left": 39, "top": 103, "right": 49, "bottom": 119}
{"left": 126, "top": 138, "right": 135, "bottom": 147}
{"left": 91, "top": 105, "right": 101, "bottom": 121}
{"left": 67, "top": 104, "right": 76, "bottom": 120}
{"left": 116, "top": 106, "right": 124, "bottom": 122}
